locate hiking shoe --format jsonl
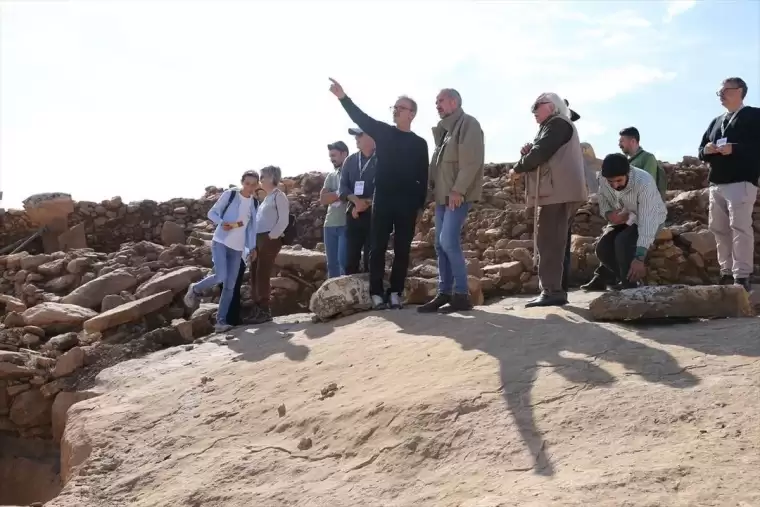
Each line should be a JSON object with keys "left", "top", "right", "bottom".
{"left": 719, "top": 274, "right": 734, "bottom": 285}
{"left": 251, "top": 307, "right": 273, "bottom": 324}
{"left": 443, "top": 293, "right": 473, "bottom": 313}
{"left": 734, "top": 278, "right": 751, "bottom": 292}
{"left": 214, "top": 323, "right": 233, "bottom": 333}
{"left": 183, "top": 284, "right": 199, "bottom": 308}
{"left": 525, "top": 293, "right": 568, "bottom": 308}
{"left": 417, "top": 293, "right": 451, "bottom": 313}
{"left": 388, "top": 293, "right": 403, "bottom": 309}
{"left": 371, "top": 295, "right": 387, "bottom": 310}
{"left": 580, "top": 276, "right": 608, "bottom": 292}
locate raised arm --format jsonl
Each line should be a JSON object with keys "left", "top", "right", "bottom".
{"left": 329, "top": 78, "right": 391, "bottom": 141}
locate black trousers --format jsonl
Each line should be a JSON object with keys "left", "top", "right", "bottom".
{"left": 225, "top": 258, "right": 247, "bottom": 326}
{"left": 594, "top": 224, "right": 639, "bottom": 283}
{"left": 369, "top": 204, "right": 418, "bottom": 296}
{"left": 346, "top": 207, "right": 372, "bottom": 275}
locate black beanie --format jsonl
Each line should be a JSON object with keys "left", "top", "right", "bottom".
{"left": 601, "top": 153, "right": 631, "bottom": 178}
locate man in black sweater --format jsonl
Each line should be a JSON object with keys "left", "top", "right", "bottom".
{"left": 329, "top": 78, "right": 429, "bottom": 310}
{"left": 698, "top": 77, "right": 760, "bottom": 291}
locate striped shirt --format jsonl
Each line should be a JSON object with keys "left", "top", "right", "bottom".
{"left": 597, "top": 166, "right": 667, "bottom": 250}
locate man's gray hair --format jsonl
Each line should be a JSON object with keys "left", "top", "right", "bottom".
{"left": 260, "top": 165, "right": 282, "bottom": 186}
{"left": 440, "top": 88, "right": 462, "bottom": 107}
{"left": 536, "top": 92, "right": 571, "bottom": 119}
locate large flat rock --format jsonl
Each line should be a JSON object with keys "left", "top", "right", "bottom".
{"left": 83, "top": 290, "right": 174, "bottom": 334}
{"left": 61, "top": 269, "right": 138, "bottom": 309}
{"left": 309, "top": 274, "right": 371, "bottom": 320}
{"left": 589, "top": 284, "right": 754, "bottom": 321}
{"left": 21, "top": 303, "right": 97, "bottom": 330}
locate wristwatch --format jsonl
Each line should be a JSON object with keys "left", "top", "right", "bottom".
{"left": 634, "top": 246, "right": 648, "bottom": 260}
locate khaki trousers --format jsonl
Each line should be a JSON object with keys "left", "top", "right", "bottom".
{"left": 708, "top": 182, "right": 758, "bottom": 278}
{"left": 535, "top": 202, "right": 582, "bottom": 296}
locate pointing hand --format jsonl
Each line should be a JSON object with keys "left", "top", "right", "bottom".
{"left": 329, "top": 78, "right": 346, "bottom": 99}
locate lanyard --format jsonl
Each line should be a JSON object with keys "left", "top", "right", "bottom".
{"left": 358, "top": 153, "right": 375, "bottom": 178}
{"left": 721, "top": 106, "right": 745, "bottom": 136}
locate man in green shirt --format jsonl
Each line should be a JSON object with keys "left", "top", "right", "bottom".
{"left": 618, "top": 127, "right": 659, "bottom": 182}
{"left": 320, "top": 141, "right": 349, "bottom": 278}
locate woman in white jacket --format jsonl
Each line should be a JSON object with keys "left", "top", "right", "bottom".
{"left": 184, "top": 171, "right": 259, "bottom": 332}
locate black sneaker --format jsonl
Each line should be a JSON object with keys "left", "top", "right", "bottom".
{"left": 251, "top": 307, "right": 273, "bottom": 324}
{"left": 719, "top": 274, "right": 734, "bottom": 285}
{"left": 734, "top": 278, "right": 751, "bottom": 292}
{"left": 580, "top": 275, "right": 608, "bottom": 292}
{"left": 417, "top": 293, "right": 451, "bottom": 313}
{"left": 443, "top": 293, "right": 473, "bottom": 313}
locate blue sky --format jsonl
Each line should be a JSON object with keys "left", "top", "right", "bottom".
{"left": 1, "top": 0, "right": 758, "bottom": 208}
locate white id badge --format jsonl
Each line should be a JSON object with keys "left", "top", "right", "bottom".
{"left": 716, "top": 137, "right": 728, "bottom": 148}
{"left": 330, "top": 201, "right": 342, "bottom": 208}
{"left": 354, "top": 181, "right": 365, "bottom": 195}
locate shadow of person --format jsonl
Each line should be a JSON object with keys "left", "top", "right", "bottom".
{"left": 378, "top": 306, "right": 700, "bottom": 476}
{"left": 226, "top": 322, "right": 311, "bottom": 363}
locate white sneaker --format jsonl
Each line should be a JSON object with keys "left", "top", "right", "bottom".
{"left": 371, "top": 295, "right": 387, "bottom": 310}
{"left": 389, "top": 293, "right": 403, "bottom": 309}
{"left": 214, "top": 323, "right": 233, "bottom": 333}
{"left": 183, "top": 284, "right": 199, "bottom": 308}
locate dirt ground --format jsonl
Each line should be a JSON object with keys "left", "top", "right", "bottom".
{"left": 48, "top": 292, "right": 760, "bottom": 507}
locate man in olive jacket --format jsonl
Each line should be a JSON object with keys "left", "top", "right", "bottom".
{"left": 419, "top": 88, "right": 485, "bottom": 313}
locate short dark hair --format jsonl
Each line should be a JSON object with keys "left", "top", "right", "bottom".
{"left": 619, "top": 127, "right": 640, "bottom": 143}
{"left": 398, "top": 95, "right": 418, "bottom": 114}
{"left": 724, "top": 77, "right": 748, "bottom": 99}
{"left": 601, "top": 153, "right": 631, "bottom": 178}
{"left": 241, "top": 170, "right": 259, "bottom": 183}
{"left": 327, "top": 141, "right": 349, "bottom": 154}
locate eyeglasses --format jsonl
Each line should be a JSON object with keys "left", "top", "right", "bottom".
{"left": 716, "top": 87, "right": 741, "bottom": 96}
{"left": 531, "top": 101, "right": 550, "bottom": 113}
{"left": 390, "top": 105, "right": 412, "bottom": 113}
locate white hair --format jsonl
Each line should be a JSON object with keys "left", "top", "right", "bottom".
{"left": 536, "top": 92, "right": 571, "bottom": 119}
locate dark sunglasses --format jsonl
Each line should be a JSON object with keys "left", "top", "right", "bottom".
{"left": 531, "top": 101, "right": 550, "bottom": 113}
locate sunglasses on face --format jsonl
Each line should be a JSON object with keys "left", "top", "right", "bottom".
{"left": 716, "top": 87, "right": 741, "bottom": 96}
{"left": 390, "top": 105, "right": 412, "bottom": 113}
{"left": 531, "top": 101, "right": 550, "bottom": 113}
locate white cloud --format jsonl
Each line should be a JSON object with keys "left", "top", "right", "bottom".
{"left": 664, "top": 0, "right": 697, "bottom": 22}
{"left": 0, "top": 1, "right": 681, "bottom": 208}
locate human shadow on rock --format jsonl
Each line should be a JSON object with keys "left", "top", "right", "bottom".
{"left": 563, "top": 306, "right": 760, "bottom": 358}
{"left": 226, "top": 321, "right": 311, "bottom": 363}
{"left": 379, "top": 308, "right": 700, "bottom": 476}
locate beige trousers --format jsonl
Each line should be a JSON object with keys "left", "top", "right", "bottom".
{"left": 708, "top": 182, "right": 757, "bottom": 278}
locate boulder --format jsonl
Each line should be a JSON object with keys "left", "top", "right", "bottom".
{"left": 53, "top": 347, "right": 86, "bottom": 378}
{"left": 679, "top": 230, "right": 717, "bottom": 257}
{"left": 309, "top": 274, "right": 372, "bottom": 320}
{"left": 161, "top": 221, "right": 186, "bottom": 246}
{"left": 0, "top": 294, "right": 27, "bottom": 313}
{"left": 62, "top": 269, "right": 138, "bottom": 309}
{"left": 589, "top": 284, "right": 754, "bottom": 321}
{"left": 44, "top": 332, "right": 80, "bottom": 352}
{"left": 134, "top": 266, "right": 204, "bottom": 299}
{"left": 10, "top": 389, "right": 53, "bottom": 427}
{"left": 52, "top": 391, "right": 98, "bottom": 443}
{"left": 276, "top": 248, "right": 327, "bottom": 274}
{"left": 83, "top": 290, "right": 175, "bottom": 333}
{"left": 21, "top": 302, "right": 97, "bottom": 330}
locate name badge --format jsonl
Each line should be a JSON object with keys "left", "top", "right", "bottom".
{"left": 716, "top": 137, "right": 728, "bottom": 148}
{"left": 354, "top": 181, "right": 365, "bottom": 195}
{"left": 330, "top": 201, "right": 342, "bottom": 208}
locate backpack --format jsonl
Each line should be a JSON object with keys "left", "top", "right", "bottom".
{"left": 273, "top": 189, "right": 297, "bottom": 245}
{"left": 221, "top": 189, "right": 259, "bottom": 217}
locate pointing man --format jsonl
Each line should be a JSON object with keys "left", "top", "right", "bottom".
{"left": 418, "top": 88, "right": 484, "bottom": 313}
{"left": 329, "top": 78, "right": 429, "bottom": 310}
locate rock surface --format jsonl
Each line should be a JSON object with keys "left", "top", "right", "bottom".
{"left": 45, "top": 292, "right": 760, "bottom": 507}
{"left": 589, "top": 284, "right": 754, "bottom": 321}
{"left": 309, "top": 274, "right": 372, "bottom": 320}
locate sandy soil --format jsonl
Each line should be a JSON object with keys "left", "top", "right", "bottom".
{"left": 47, "top": 292, "right": 760, "bottom": 507}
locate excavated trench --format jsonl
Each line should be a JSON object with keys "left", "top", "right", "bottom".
{"left": 0, "top": 435, "right": 62, "bottom": 505}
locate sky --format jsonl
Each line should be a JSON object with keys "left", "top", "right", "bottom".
{"left": 1, "top": 0, "right": 759, "bottom": 208}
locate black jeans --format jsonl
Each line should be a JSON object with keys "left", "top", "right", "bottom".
{"left": 369, "top": 204, "right": 418, "bottom": 296}
{"left": 594, "top": 224, "right": 639, "bottom": 283}
{"left": 225, "top": 258, "right": 247, "bottom": 326}
{"left": 346, "top": 207, "right": 372, "bottom": 275}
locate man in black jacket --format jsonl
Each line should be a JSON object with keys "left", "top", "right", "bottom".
{"left": 699, "top": 77, "right": 760, "bottom": 291}
{"left": 329, "top": 78, "right": 429, "bottom": 310}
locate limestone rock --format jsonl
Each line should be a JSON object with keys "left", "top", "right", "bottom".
{"left": 10, "top": 388, "right": 53, "bottom": 427}
{"left": 0, "top": 294, "right": 27, "bottom": 313}
{"left": 37, "top": 258, "right": 66, "bottom": 276}
{"left": 134, "top": 266, "right": 204, "bottom": 299}
{"left": 62, "top": 269, "right": 138, "bottom": 309}
{"left": 309, "top": 274, "right": 371, "bottom": 320}
{"left": 589, "top": 284, "right": 754, "bottom": 321}
{"left": 276, "top": 248, "right": 327, "bottom": 274}
{"left": 0, "top": 362, "right": 40, "bottom": 380}
{"left": 53, "top": 347, "right": 86, "bottom": 378}
{"left": 21, "top": 302, "right": 97, "bottom": 330}
{"left": 101, "top": 294, "right": 127, "bottom": 312}
{"left": 52, "top": 390, "right": 98, "bottom": 443}
{"left": 4, "top": 311, "right": 26, "bottom": 328}
{"left": 20, "top": 253, "right": 52, "bottom": 271}
{"left": 83, "top": 290, "right": 175, "bottom": 333}
{"left": 44, "top": 332, "right": 80, "bottom": 352}
{"left": 161, "top": 221, "right": 186, "bottom": 246}
{"left": 679, "top": 230, "right": 717, "bottom": 257}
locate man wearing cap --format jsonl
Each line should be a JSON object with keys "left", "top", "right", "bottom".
{"left": 418, "top": 88, "right": 484, "bottom": 313}
{"left": 340, "top": 127, "right": 377, "bottom": 274}
{"left": 320, "top": 141, "right": 350, "bottom": 278}
{"left": 583, "top": 153, "right": 667, "bottom": 290}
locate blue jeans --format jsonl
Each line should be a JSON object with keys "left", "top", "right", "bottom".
{"left": 435, "top": 203, "right": 471, "bottom": 294}
{"left": 194, "top": 240, "right": 243, "bottom": 325}
{"left": 324, "top": 225, "right": 347, "bottom": 278}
